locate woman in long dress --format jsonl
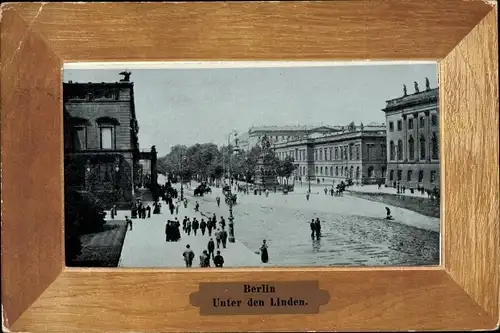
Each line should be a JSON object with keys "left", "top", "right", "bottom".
{"left": 260, "top": 240, "right": 269, "bottom": 263}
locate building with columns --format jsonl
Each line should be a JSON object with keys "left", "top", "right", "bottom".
{"left": 273, "top": 122, "right": 387, "bottom": 185}
{"left": 382, "top": 79, "right": 439, "bottom": 190}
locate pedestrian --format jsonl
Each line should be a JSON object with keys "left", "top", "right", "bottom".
{"left": 260, "top": 240, "right": 269, "bottom": 263}
{"left": 310, "top": 219, "right": 316, "bottom": 239}
{"left": 199, "top": 250, "right": 210, "bottom": 267}
{"left": 175, "top": 202, "right": 179, "bottom": 215}
{"left": 207, "top": 238, "right": 215, "bottom": 260}
{"left": 265, "top": 189, "right": 269, "bottom": 197}
{"left": 200, "top": 219, "right": 207, "bottom": 235}
{"left": 174, "top": 218, "right": 181, "bottom": 241}
{"left": 324, "top": 187, "right": 328, "bottom": 195}
{"left": 207, "top": 218, "right": 214, "bottom": 236}
{"left": 216, "top": 196, "right": 220, "bottom": 207}
{"left": 220, "top": 227, "right": 228, "bottom": 249}
{"left": 183, "top": 198, "right": 188, "bottom": 209}
{"left": 125, "top": 215, "right": 133, "bottom": 231}
{"left": 183, "top": 245, "right": 195, "bottom": 268}
{"left": 306, "top": 191, "right": 310, "bottom": 201}
{"left": 314, "top": 218, "right": 321, "bottom": 240}
{"left": 215, "top": 229, "right": 222, "bottom": 249}
{"left": 214, "top": 250, "right": 224, "bottom": 268}
{"left": 385, "top": 207, "right": 393, "bottom": 220}
{"left": 165, "top": 221, "right": 170, "bottom": 242}
{"left": 186, "top": 219, "right": 192, "bottom": 236}
{"left": 219, "top": 217, "right": 226, "bottom": 229}
{"left": 111, "top": 205, "right": 116, "bottom": 219}
{"left": 182, "top": 216, "right": 188, "bottom": 232}
{"left": 192, "top": 218, "right": 199, "bottom": 236}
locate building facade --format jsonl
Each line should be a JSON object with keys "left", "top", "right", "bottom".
{"left": 382, "top": 79, "right": 439, "bottom": 190}
{"left": 273, "top": 122, "right": 387, "bottom": 185}
{"left": 235, "top": 125, "right": 342, "bottom": 151}
{"left": 64, "top": 75, "right": 154, "bottom": 208}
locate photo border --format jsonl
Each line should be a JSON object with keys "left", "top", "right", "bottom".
{"left": 1, "top": 1, "right": 498, "bottom": 331}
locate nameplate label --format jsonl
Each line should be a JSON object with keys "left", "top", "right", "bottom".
{"left": 190, "top": 280, "right": 330, "bottom": 315}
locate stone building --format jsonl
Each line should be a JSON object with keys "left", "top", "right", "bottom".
{"left": 63, "top": 73, "right": 157, "bottom": 208}
{"left": 382, "top": 78, "right": 439, "bottom": 190}
{"left": 235, "top": 125, "right": 341, "bottom": 151}
{"left": 273, "top": 122, "right": 387, "bottom": 185}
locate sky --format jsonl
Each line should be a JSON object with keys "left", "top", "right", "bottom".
{"left": 64, "top": 62, "right": 438, "bottom": 156}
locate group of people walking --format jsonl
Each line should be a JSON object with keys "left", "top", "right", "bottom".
{"left": 165, "top": 218, "right": 181, "bottom": 241}
{"left": 182, "top": 244, "right": 225, "bottom": 268}
{"left": 309, "top": 218, "right": 322, "bottom": 240}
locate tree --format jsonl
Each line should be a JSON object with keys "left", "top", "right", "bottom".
{"left": 281, "top": 156, "right": 296, "bottom": 185}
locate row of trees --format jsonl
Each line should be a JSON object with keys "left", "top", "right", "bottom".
{"left": 157, "top": 143, "right": 296, "bottom": 184}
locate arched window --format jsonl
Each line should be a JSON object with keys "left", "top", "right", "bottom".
{"left": 390, "top": 141, "right": 395, "bottom": 160}
{"left": 336, "top": 166, "right": 339, "bottom": 176}
{"left": 420, "top": 135, "right": 426, "bottom": 160}
{"left": 356, "top": 166, "right": 360, "bottom": 179}
{"left": 408, "top": 135, "right": 415, "bottom": 160}
{"left": 330, "top": 166, "right": 333, "bottom": 176}
{"left": 368, "top": 166, "right": 374, "bottom": 178}
{"left": 315, "top": 166, "right": 318, "bottom": 174}
{"left": 320, "top": 166, "right": 324, "bottom": 175}
{"left": 340, "top": 167, "right": 343, "bottom": 176}
{"left": 397, "top": 140, "right": 403, "bottom": 160}
{"left": 349, "top": 166, "right": 354, "bottom": 178}
{"left": 432, "top": 133, "right": 439, "bottom": 159}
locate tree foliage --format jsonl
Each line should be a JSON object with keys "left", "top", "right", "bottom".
{"left": 157, "top": 142, "right": 296, "bottom": 184}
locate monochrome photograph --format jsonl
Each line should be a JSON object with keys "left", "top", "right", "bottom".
{"left": 63, "top": 62, "right": 440, "bottom": 268}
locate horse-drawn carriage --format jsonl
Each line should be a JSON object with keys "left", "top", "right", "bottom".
{"left": 222, "top": 185, "right": 237, "bottom": 204}
{"left": 194, "top": 183, "right": 212, "bottom": 197}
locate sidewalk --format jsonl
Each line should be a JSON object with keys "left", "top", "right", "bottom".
{"left": 112, "top": 197, "right": 263, "bottom": 268}
{"left": 346, "top": 184, "right": 429, "bottom": 198}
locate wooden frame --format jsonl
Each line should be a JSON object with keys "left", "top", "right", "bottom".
{"left": 1, "top": 1, "right": 498, "bottom": 331}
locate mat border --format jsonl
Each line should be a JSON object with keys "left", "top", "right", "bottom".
{"left": 1, "top": 1, "right": 498, "bottom": 332}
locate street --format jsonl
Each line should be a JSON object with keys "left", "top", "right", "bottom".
{"left": 168, "top": 181, "right": 439, "bottom": 267}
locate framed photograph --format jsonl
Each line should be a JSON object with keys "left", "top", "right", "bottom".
{"left": 1, "top": 1, "right": 498, "bottom": 332}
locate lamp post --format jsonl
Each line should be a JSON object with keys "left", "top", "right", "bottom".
{"left": 180, "top": 155, "right": 186, "bottom": 201}
{"left": 227, "top": 131, "right": 238, "bottom": 243}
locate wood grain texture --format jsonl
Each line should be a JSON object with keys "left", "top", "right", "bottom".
{"left": 9, "top": 1, "right": 494, "bottom": 61}
{"left": 440, "top": 8, "right": 499, "bottom": 320}
{"left": 1, "top": 1, "right": 498, "bottom": 331}
{"left": 0, "top": 5, "right": 64, "bottom": 326}
{"left": 10, "top": 269, "right": 497, "bottom": 332}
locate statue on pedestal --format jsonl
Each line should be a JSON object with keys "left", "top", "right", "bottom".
{"left": 403, "top": 84, "right": 408, "bottom": 96}
{"left": 414, "top": 81, "right": 420, "bottom": 93}
{"left": 425, "top": 77, "right": 431, "bottom": 90}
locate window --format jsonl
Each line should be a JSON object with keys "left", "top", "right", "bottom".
{"left": 408, "top": 118, "right": 414, "bottom": 130}
{"left": 389, "top": 170, "right": 394, "bottom": 181}
{"left": 329, "top": 148, "right": 333, "bottom": 160}
{"left": 340, "top": 148, "right": 343, "bottom": 160}
{"left": 335, "top": 147, "right": 339, "bottom": 160}
{"left": 397, "top": 140, "right": 403, "bottom": 160}
{"left": 325, "top": 167, "right": 329, "bottom": 176}
{"left": 420, "top": 116, "right": 425, "bottom": 128}
{"left": 408, "top": 136, "right": 415, "bottom": 160}
{"left": 72, "top": 126, "right": 87, "bottom": 151}
{"left": 350, "top": 166, "right": 354, "bottom": 178}
{"left": 340, "top": 167, "right": 343, "bottom": 176}
{"left": 430, "top": 170, "right": 437, "bottom": 183}
{"left": 344, "top": 147, "right": 348, "bottom": 160}
{"left": 390, "top": 141, "right": 395, "bottom": 160}
{"left": 418, "top": 170, "right": 424, "bottom": 182}
{"left": 315, "top": 166, "right": 318, "bottom": 174}
{"left": 381, "top": 167, "right": 386, "bottom": 178}
{"left": 381, "top": 144, "right": 387, "bottom": 159}
{"left": 431, "top": 114, "right": 438, "bottom": 126}
{"left": 315, "top": 150, "right": 318, "bottom": 161}
{"left": 320, "top": 167, "right": 323, "bottom": 175}
{"left": 335, "top": 167, "right": 339, "bottom": 176}
{"left": 397, "top": 120, "right": 402, "bottom": 131}
{"left": 100, "top": 126, "right": 114, "bottom": 149}
{"left": 368, "top": 166, "right": 374, "bottom": 178}
{"left": 420, "top": 135, "right": 426, "bottom": 160}
{"left": 349, "top": 144, "right": 354, "bottom": 160}
{"left": 389, "top": 122, "right": 394, "bottom": 132}
{"left": 356, "top": 166, "right": 360, "bottom": 179}
{"left": 330, "top": 166, "right": 333, "bottom": 176}
{"left": 407, "top": 170, "right": 413, "bottom": 181}
{"left": 356, "top": 145, "right": 360, "bottom": 160}
{"left": 397, "top": 170, "right": 402, "bottom": 181}
{"left": 432, "top": 133, "right": 439, "bottom": 159}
